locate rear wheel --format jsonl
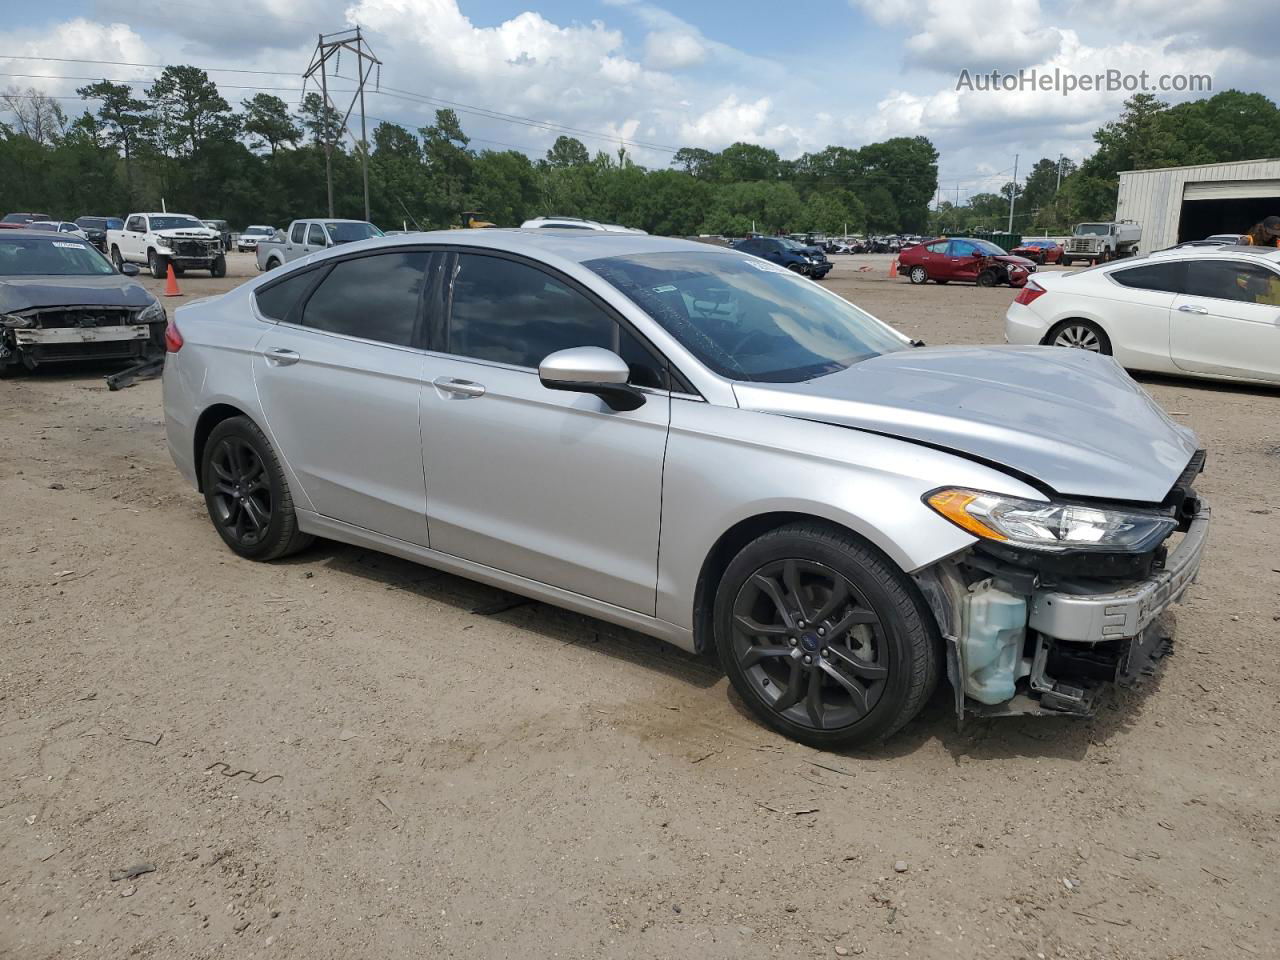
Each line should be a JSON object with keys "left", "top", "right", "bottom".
{"left": 1045, "top": 318, "right": 1112, "bottom": 355}
{"left": 714, "top": 523, "right": 939, "bottom": 748}
{"left": 908, "top": 265, "right": 928, "bottom": 284}
{"left": 201, "top": 416, "right": 313, "bottom": 561}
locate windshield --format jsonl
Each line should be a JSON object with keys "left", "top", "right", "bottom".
{"left": 779, "top": 238, "right": 813, "bottom": 251}
{"left": 0, "top": 237, "right": 115, "bottom": 276}
{"left": 244, "top": 226, "right": 275, "bottom": 236}
{"left": 77, "top": 218, "right": 109, "bottom": 230}
{"left": 1076, "top": 224, "right": 1111, "bottom": 236}
{"left": 324, "top": 221, "right": 383, "bottom": 243}
{"left": 586, "top": 251, "right": 908, "bottom": 383}
{"left": 150, "top": 216, "right": 205, "bottom": 230}
{"left": 967, "top": 239, "right": 1008, "bottom": 256}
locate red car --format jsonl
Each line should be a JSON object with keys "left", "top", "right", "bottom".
{"left": 1010, "top": 239, "right": 1063, "bottom": 264}
{"left": 897, "top": 237, "right": 1036, "bottom": 287}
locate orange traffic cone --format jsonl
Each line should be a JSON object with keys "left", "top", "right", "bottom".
{"left": 163, "top": 262, "right": 182, "bottom": 297}
{"left": 888, "top": 256, "right": 898, "bottom": 278}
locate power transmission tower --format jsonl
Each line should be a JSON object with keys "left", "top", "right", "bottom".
{"left": 303, "top": 27, "right": 382, "bottom": 220}
{"left": 1007, "top": 153, "right": 1019, "bottom": 233}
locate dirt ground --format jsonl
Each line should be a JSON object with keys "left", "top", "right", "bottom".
{"left": 2, "top": 252, "right": 1278, "bottom": 960}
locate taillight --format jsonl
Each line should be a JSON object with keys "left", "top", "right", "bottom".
{"left": 1013, "top": 281, "right": 1047, "bottom": 306}
{"left": 164, "top": 317, "right": 184, "bottom": 352}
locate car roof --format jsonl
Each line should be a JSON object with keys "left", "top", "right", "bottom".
{"left": 318, "top": 228, "right": 735, "bottom": 265}
{"left": 1147, "top": 244, "right": 1280, "bottom": 263}
{"left": 0, "top": 228, "right": 92, "bottom": 242}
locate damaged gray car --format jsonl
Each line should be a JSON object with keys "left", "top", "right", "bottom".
{"left": 162, "top": 232, "right": 1208, "bottom": 748}
{"left": 0, "top": 230, "right": 166, "bottom": 376}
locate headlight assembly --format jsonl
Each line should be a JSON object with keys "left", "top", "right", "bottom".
{"left": 138, "top": 300, "right": 166, "bottom": 324}
{"left": 926, "top": 488, "right": 1175, "bottom": 553}
{"left": 1, "top": 313, "right": 35, "bottom": 329}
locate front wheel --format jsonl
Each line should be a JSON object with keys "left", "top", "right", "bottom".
{"left": 908, "top": 265, "right": 928, "bottom": 284}
{"left": 210, "top": 255, "right": 227, "bottom": 278}
{"left": 714, "top": 523, "right": 940, "bottom": 748}
{"left": 148, "top": 249, "right": 168, "bottom": 279}
{"left": 110, "top": 245, "right": 124, "bottom": 270}
{"left": 976, "top": 269, "right": 998, "bottom": 287}
{"left": 201, "top": 416, "right": 314, "bottom": 561}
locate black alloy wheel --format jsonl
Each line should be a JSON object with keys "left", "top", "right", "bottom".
{"left": 207, "top": 436, "right": 273, "bottom": 549}
{"left": 730, "top": 558, "right": 889, "bottom": 731}
{"left": 715, "top": 523, "right": 939, "bottom": 748}
{"left": 200, "top": 416, "right": 312, "bottom": 560}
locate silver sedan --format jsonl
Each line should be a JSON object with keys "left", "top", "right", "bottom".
{"left": 162, "top": 230, "right": 1209, "bottom": 747}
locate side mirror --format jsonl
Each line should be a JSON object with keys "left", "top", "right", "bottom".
{"left": 120, "top": 262, "right": 140, "bottom": 276}
{"left": 538, "top": 346, "right": 645, "bottom": 412}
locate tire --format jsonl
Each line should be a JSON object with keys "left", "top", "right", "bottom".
{"left": 1060, "top": 256, "right": 1072, "bottom": 267}
{"left": 714, "top": 522, "right": 940, "bottom": 749}
{"left": 200, "top": 416, "right": 314, "bottom": 561}
{"left": 264, "top": 257, "right": 281, "bottom": 271}
{"left": 148, "top": 249, "right": 168, "bottom": 280}
{"left": 210, "top": 255, "right": 227, "bottom": 278}
{"left": 934, "top": 279, "right": 948, "bottom": 284}
{"left": 1044, "top": 318, "right": 1112, "bottom": 355}
{"left": 110, "top": 245, "right": 124, "bottom": 270}
{"left": 172, "top": 265, "right": 185, "bottom": 278}
{"left": 976, "top": 269, "right": 998, "bottom": 287}
{"left": 908, "top": 265, "right": 928, "bottom": 284}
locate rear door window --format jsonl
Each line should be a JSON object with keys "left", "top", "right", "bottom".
{"left": 1111, "top": 262, "right": 1184, "bottom": 293}
{"left": 255, "top": 269, "right": 319, "bottom": 322}
{"left": 299, "top": 251, "right": 427, "bottom": 346}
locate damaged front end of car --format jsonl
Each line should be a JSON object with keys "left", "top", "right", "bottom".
{"left": 914, "top": 451, "right": 1209, "bottom": 721}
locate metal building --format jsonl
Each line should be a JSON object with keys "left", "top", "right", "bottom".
{"left": 1116, "top": 157, "right": 1280, "bottom": 252}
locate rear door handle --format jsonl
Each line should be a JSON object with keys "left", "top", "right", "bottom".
{"left": 1177, "top": 304, "right": 1208, "bottom": 314}
{"left": 432, "top": 376, "right": 485, "bottom": 398}
{"left": 264, "top": 347, "right": 301, "bottom": 366}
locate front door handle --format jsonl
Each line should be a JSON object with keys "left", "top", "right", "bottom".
{"left": 264, "top": 347, "right": 301, "bottom": 366}
{"left": 1177, "top": 304, "right": 1208, "bottom": 314}
{"left": 432, "top": 376, "right": 485, "bottom": 398}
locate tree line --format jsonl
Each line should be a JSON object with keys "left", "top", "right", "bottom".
{"left": 933, "top": 91, "right": 1280, "bottom": 236}
{"left": 0, "top": 65, "right": 939, "bottom": 235}
{"left": 3, "top": 69, "right": 1277, "bottom": 237}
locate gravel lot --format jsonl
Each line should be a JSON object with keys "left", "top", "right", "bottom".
{"left": 2, "top": 252, "right": 1278, "bottom": 960}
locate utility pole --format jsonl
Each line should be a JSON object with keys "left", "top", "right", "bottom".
{"left": 1007, "top": 153, "right": 1019, "bottom": 234}
{"left": 303, "top": 26, "right": 382, "bottom": 222}
{"left": 1055, "top": 153, "right": 1065, "bottom": 192}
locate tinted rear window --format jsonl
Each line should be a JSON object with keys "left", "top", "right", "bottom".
{"left": 1111, "top": 262, "right": 1184, "bottom": 293}
{"left": 255, "top": 269, "right": 318, "bottom": 322}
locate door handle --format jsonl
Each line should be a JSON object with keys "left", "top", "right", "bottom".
{"left": 432, "top": 376, "right": 485, "bottom": 398}
{"left": 264, "top": 347, "right": 301, "bottom": 366}
{"left": 1177, "top": 304, "right": 1208, "bottom": 314}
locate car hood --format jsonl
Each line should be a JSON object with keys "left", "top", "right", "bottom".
{"left": 733, "top": 345, "right": 1198, "bottom": 503}
{"left": 155, "top": 228, "right": 219, "bottom": 240}
{"left": 0, "top": 275, "right": 156, "bottom": 313}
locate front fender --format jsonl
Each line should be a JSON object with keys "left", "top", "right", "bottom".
{"left": 655, "top": 400, "right": 1045, "bottom": 630}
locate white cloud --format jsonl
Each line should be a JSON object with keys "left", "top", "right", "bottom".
{"left": 643, "top": 29, "right": 707, "bottom": 70}
{"left": 854, "top": 0, "right": 1064, "bottom": 71}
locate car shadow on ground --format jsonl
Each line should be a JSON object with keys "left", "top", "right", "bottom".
{"left": 283, "top": 540, "right": 723, "bottom": 690}
{"left": 280, "top": 540, "right": 1165, "bottom": 762}
{"left": 1130, "top": 370, "right": 1280, "bottom": 398}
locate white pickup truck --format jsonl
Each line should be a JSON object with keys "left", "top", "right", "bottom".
{"left": 255, "top": 218, "right": 383, "bottom": 271}
{"left": 107, "top": 213, "right": 226, "bottom": 279}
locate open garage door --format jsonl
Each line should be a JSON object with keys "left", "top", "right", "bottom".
{"left": 1177, "top": 179, "right": 1280, "bottom": 242}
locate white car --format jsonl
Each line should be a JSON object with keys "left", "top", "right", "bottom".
{"left": 28, "top": 221, "right": 88, "bottom": 239}
{"left": 520, "top": 216, "right": 646, "bottom": 234}
{"left": 1005, "top": 245, "right": 1280, "bottom": 385}
{"left": 237, "top": 225, "right": 277, "bottom": 253}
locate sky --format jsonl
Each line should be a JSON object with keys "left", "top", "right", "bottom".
{"left": 5, "top": 0, "right": 1279, "bottom": 202}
